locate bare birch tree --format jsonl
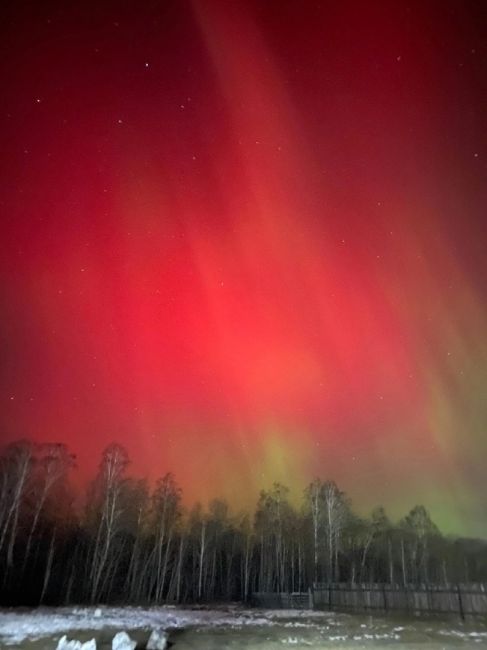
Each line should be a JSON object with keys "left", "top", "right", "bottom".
{"left": 88, "top": 443, "right": 129, "bottom": 603}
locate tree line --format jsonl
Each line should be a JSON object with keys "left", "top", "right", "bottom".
{"left": 0, "top": 439, "right": 486, "bottom": 606}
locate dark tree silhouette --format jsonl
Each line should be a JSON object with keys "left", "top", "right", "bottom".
{"left": 0, "top": 438, "right": 485, "bottom": 606}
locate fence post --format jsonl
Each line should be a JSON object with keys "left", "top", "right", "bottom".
{"left": 382, "top": 584, "right": 388, "bottom": 611}
{"left": 457, "top": 584, "right": 465, "bottom": 621}
{"left": 404, "top": 583, "right": 410, "bottom": 614}
{"left": 328, "top": 583, "right": 332, "bottom": 610}
{"left": 308, "top": 587, "right": 314, "bottom": 610}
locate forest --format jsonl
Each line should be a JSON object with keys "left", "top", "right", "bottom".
{"left": 0, "top": 440, "right": 486, "bottom": 606}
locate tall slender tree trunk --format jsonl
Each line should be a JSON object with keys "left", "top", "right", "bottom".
{"left": 388, "top": 538, "right": 394, "bottom": 584}
{"left": 39, "top": 529, "right": 56, "bottom": 604}
{"left": 176, "top": 536, "right": 185, "bottom": 603}
{"left": 198, "top": 521, "right": 206, "bottom": 600}
{"left": 401, "top": 538, "right": 407, "bottom": 586}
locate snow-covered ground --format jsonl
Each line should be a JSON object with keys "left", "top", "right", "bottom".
{"left": 0, "top": 606, "right": 318, "bottom": 645}
{"left": 1, "top": 605, "right": 487, "bottom": 649}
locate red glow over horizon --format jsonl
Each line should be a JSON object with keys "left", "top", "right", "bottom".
{"left": 1, "top": 0, "right": 487, "bottom": 536}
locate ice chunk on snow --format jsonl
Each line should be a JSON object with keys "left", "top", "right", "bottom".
{"left": 56, "top": 635, "right": 96, "bottom": 650}
{"left": 112, "top": 631, "right": 136, "bottom": 650}
{"left": 94, "top": 608, "right": 102, "bottom": 618}
{"left": 147, "top": 629, "right": 168, "bottom": 650}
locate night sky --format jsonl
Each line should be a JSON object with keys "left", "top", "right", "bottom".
{"left": 1, "top": 0, "right": 487, "bottom": 537}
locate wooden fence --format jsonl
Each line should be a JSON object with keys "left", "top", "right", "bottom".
{"left": 251, "top": 591, "right": 313, "bottom": 609}
{"left": 252, "top": 583, "right": 487, "bottom": 618}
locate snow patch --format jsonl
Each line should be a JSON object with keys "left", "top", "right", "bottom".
{"left": 112, "top": 631, "right": 136, "bottom": 650}
{"left": 147, "top": 629, "right": 168, "bottom": 650}
{"left": 0, "top": 607, "right": 311, "bottom": 644}
{"left": 56, "top": 635, "right": 96, "bottom": 650}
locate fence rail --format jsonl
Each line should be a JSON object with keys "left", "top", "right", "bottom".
{"left": 252, "top": 583, "right": 487, "bottom": 618}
